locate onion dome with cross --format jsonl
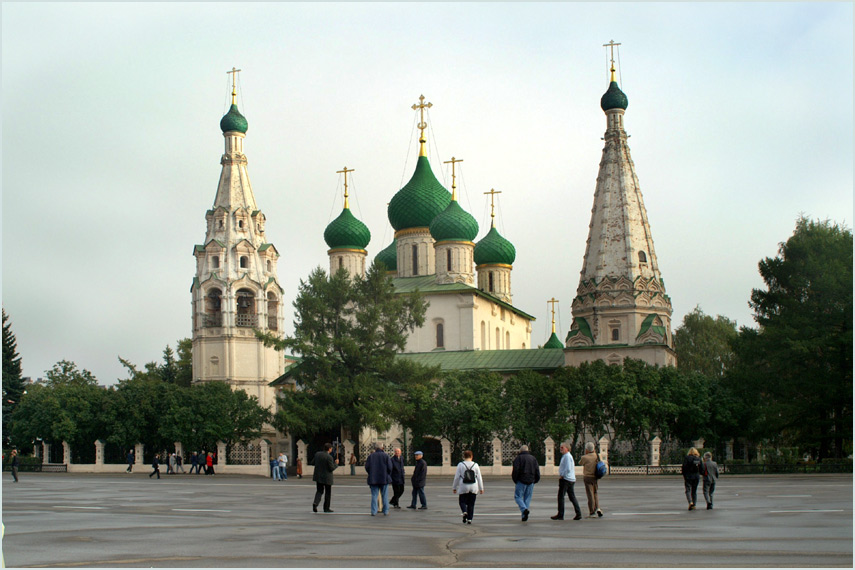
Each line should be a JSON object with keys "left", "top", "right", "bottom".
{"left": 324, "top": 167, "right": 370, "bottom": 250}
{"left": 220, "top": 68, "right": 248, "bottom": 133}
{"left": 474, "top": 189, "right": 515, "bottom": 266}
{"left": 429, "top": 157, "right": 478, "bottom": 243}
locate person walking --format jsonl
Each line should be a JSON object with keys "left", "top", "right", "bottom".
{"left": 408, "top": 451, "right": 428, "bottom": 509}
{"left": 175, "top": 453, "right": 185, "bottom": 473}
{"left": 9, "top": 450, "right": 19, "bottom": 483}
{"left": 166, "top": 452, "right": 175, "bottom": 475}
{"left": 349, "top": 452, "right": 357, "bottom": 476}
{"left": 278, "top": 452, "right": 288, "bottom": 480}
{"left": 511, "top": 445, "right": 540, "bottom": 521}
{"left": 452, "top": 450, "right": 484, "bottom": 524}
{"left": 578, "top": 442, "right": 603, "bottom": 517}
{"left": 364, "top": 443, "right": 393, "bottom": 516}
{"left": 312, "top": 443, "right": 338, "bottom": 513}
{"left": 702, "top": 451, "right": 719, "bottom": 509}
{"left": 206, "top": 451, "right": 215, "bottom": 475}
{"left": 389, "top": 448, "right": 405, "bottom": 509}
{"left": 193, "top": 452, "right": 203, "bottom": 474}
{"left": 126, "top": 450, "right": 134, "bottom": 473}
{"left": 682, "top": 447, "right": 703, "bottom": 510}
{"left": 149, "top": 453, "right": 161, "bottom": 479}
{"left": 552, "top": 443, "right": 582, "bottom": 521}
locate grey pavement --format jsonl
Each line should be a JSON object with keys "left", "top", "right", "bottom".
{"left": 1, "top": 472, "right": 851, "bottom": 568}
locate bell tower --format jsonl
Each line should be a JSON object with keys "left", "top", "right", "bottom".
{"left": 190, "top": 69, "right": 286, "bottom": 411}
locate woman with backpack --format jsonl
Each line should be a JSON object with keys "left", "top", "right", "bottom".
{"left": 681, "top": 447, "right": 703, "bottom": 510}
{"left": 452, "top": 450, "right": 484, "bottom": 524}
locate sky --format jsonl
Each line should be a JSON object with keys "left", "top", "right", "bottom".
{"left": 2, "top": 3, "right": 852, "bottom": 385}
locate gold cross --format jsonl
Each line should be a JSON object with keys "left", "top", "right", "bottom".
{"left": 602, "top": 40, "right": 621, "bottom": 81}
{"left": 547, "top": 297, "right": 559, "bottom": 333}
{"left": 443, "top": 157, "right": 463, "bottom": 200}
{"left": 227, "top": 67, "right": 242, "bottom": 104}
{"left": 337, "top": 166, "right": 354, "bottom": 208}
{"left": 412, "top": 95, "right": 433, "bottom": 155}
{"left": 483, "top": 188, "right": 502, "bottom": 227}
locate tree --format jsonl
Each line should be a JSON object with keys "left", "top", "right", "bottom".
{"left": 44, "top": 360, "right": 98, "bottom": 388}
{"left": 675, "top": 306, "right": 738, "bottom": 378}
{"left": 743, "top": 217, "right": 852, "bottom": 459}
{"left": 2, "top": 309, "right": 25, "bottom": 446}
{"left": 504, "top": 369, "right": 571, "bottom": 446}
{"left": 175, "top": 338, "right": 193, "bottom": 388}
{"left": 258, "top": 264, "right": 428, "bottom": 439}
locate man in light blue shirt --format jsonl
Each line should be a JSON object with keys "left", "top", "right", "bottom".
{"left": 552, "top": 444, "right": 582, "bottom": 520}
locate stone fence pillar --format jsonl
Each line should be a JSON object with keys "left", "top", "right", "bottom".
{"left": 598, "top": 436, "right": 609, "bottom": 466}
{"left": 42, "top": 442, "right": 50, "bottom": 463}
{"left": 693, "top": 438, "right": 705, "bottom": 450}
{"left": 95, "top": 440, "right": 104, "bottom": 466}
{"left": 343, "top": 440, "right": 355, "bottom": 467}
{"left": 543, "top": 437, "right": 555, "bottom": 475}
{"left": 296, "top": 440, "right": 308, "bottom": 468}
{"left": 491, "top": 437, "right": 502, "bottom": 471}
{"left": 174, "top": 441, "right": 184, "bottom": 460}
{"left": 217, "top": 441, "right": 227, "bottom": 465}
{"left": 726, "top": 439, "right": 734, "bottom": 461}
{"left": 649, "top": 436, "right": 662, "bottom": 466}
{"left": 62, "top": 441, "right": 72, "bottom": 465}
{"left": 135, "top": 443, "right": 144, "bottom": 467}
{"left": 260, "top": 439, "right": 271, "bottom": 471}
{"left": 440, "top": 438, "right": 451, "bottom": 470}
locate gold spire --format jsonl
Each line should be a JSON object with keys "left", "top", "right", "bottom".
{"left": 483, "top": 188, "right": 502, "bottom": 228}
{"left": 336, "top": 166, "right": 354, "bottom": 209}
{"left": 547, "top": 297, "right": 559, "bottom": 333}
{"left": 412, "top": 94, "right": 433, "bottom": 157}
{"left": 603, "top": 40, "right": 621, "bottom": 82}
{"left": 227, "top": 67, "right": 242, "bottom": 105}
{"left": 444, "top": 157, "right": 463, "bottom": 201}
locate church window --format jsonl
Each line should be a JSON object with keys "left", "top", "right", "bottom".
{"left": 505, "top": 331, "right": 510, "bottom": 348}
{"left": 266, "top": 260, "right": 272, "bottom": 273}
{"left": 639, "top": 251, "right": 647, "bottom": 263}
{"left": 412, "top": 245, "right": 419, "bottom": 276}
{"left": 267, "top": 292, "right": 278, "bottom": 331}
{"left": 480, "top": 321, "right": 486, "bottom": 349}
{"left": 436, "top": 323, "right": 444, "bottom": 348}
{"left": 447, "top": 250, "right": 452, "bottom": 271}
{"left": 240, "top": 256, "right": 248, "bottom": 269}
{"left": 488, "top": 272, "right": 494, "bottom": 293}
{"left": 218, "top": 219, "right": 224, "bottom": 229}
{"left": 236, "top": 289, "right": 257, "bottom": 327}
{"left": 211, "top": 256, "right": 220, "bottom": 269}
{"left": 205, "top": 289, "right": 222, "bottom": 327}
{"left": 496, "top": 327, "right": 500, "bottom": 349}
{"left": 338, "top": 257, "right": 343, "bottom": 270}
{"left": 611, "top": 328, "right": 620, "bottom": 341}
{"left": 238, "top": 219, "right": 244, "bottom": 229}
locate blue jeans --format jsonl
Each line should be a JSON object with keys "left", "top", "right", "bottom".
{"left": 271, "top": 465, "right": 280, "bottom": 480}
{"left": 370, "top": 484, "right": 389, "bottom": 515}
{"left": 410, "top": 486, "right": 427, "bottom": 507}
{"left": 279, "top": 466, "right": 288, "bottom": 479}
{"left": 514, "top": 482, "right": 534, "bottom": 513}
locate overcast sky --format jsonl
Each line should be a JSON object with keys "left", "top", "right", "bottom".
{"left": 2, "top": 3, "right": 852, "bottom": 385}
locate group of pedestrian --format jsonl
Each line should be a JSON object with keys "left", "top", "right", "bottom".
{"left": 147, "top": 450, "right": 216, "bottom": 479}
{"left": 270, "top": 452, "right": 289, "bottom": 480}
{"left": 682, "top": 448, "right": 719, "bottom": 510}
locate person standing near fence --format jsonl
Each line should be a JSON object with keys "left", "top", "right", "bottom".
{"left": 578, "top": 442, "right": 603, "bottom": 517}
{"left": 364, "top": 443, "right": 393, "bottom": 516}
{"left": 149, "top": 453, "right": 161, "bottom": 479}
{"left": 9, "top": 449, "right": 19, "bottom": 483}
{"left": 389, "top": 448, "right": 405, "bottom": 509}
{"left": 702, "top": 451, "right": 719, "bottom": 509}
{"left": 552, "top": 444, "right": 582, "bottom": 521}
{"left": 511, "top": 445, "right": 540, "bottom": 522}
{"left": 408, "top": 451, "right": 428, "bottom": 509}
{"left": 278, "top": 452, "right": 288, "bottom": 480}
{"left": 452, "top": 450, "right": 483, "bottom": 524}
{"left": 126, "top": 449, "right": 134, "bottom": 473}
{"left": 349, "top": 452, "right": 357, "bottom": 476}
{"left": 682, "top": 447, "right": 703, "bottom": 510}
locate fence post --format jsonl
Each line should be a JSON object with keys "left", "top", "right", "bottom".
{"left": 260, "top": 439, "right": 271, "bottom": 473}
{"left": 42, "top": 442, "right": 50, "bottom": 463}
{"left": 440, "top": 438, "right": 452, "bottom": 472}
{"left": 649, "top": 436, "right": 662, "bottom": 467}
{"left": 217, "top": 441, "right": 227, "bottom": 466}
{"left": 296, "top": 440, "right": 307, "bottom": 469}
{"left": 62, "top": 441, "right": 72, "bottom": 465}
{"left": 725, "top": 439, "right": 734, "bottom": 461}
{"left": 95, "top": 440, "right": 104, "bottom": 466}
{"left": 693, "top": 438, "right": 705, "bottom": 450}
{"left": 491, "top": 437, "right": 502, "bottom": 473}
{"left": 543, "top": 437, "right": 555, "bottom": 475}
{"left": 135, "top": 443, "right": 144, "bottom": 467}
{"left": 343, "top": 440, "right": 355, "bottom": 472}
{"left": 598, "top": 436, "right": 610, "bottom": 467}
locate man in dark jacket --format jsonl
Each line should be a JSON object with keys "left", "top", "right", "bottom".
{"left": 364, "top": 443, "right": 393, "bottom": 516}
{"left": 511, "top": 445, "right": 541, "bottom": 521}
{"left": 389, "top": 448, "right": 406, "bottom": 509}
{"left": 408, "top": 450, "right": 428, "bottom": 509}
{"left": 312, "top": 443, "right": 338, "bottom": 513}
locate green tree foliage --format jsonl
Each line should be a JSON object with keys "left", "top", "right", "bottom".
{"left": 258, "top": 264, "right": 428, "bottom": 438}
{"left": 44, "top": 360, "right": 98, "bottom": 388}
{"left": 675, "top": 306, "right": 738, "bottom": 378}
{"left": 427, "top": 370, "right": 507, "bottom": 454}
{"left": 504, "top": 369, "right": 570, "bottom": 445}
{"left": 740, "top": 217, "right": 853, "bottom": 459}
{"left": 2, "top": 309, "right": 25, "bottom": 446}
{"left": 118, "top": 339, "right": 192, "bottom": 387}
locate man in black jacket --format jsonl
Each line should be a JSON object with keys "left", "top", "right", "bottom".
{"left": 407, "top": 450, "right": 428, "bottom": 509}
{"left": 389, "top": 448, "right": 406, "bottom": 508}
{"left": 511, "top": 445, "right": 540, "bottom": 521}
{"left": 312, "top": 443, "right": 338, "bottom": 513}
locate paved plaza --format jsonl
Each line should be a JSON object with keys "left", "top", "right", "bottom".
{"left": 1, "top": 472, "right": 851, "bottom": 567}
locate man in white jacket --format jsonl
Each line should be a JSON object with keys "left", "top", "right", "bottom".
{"left": 552, "top": 444, "right": 582, "bottom": 520}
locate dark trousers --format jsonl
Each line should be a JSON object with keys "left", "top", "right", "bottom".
{"left": 411, "top": 486, "right": 427, "bottom": 507}
{"left": 458, "top": 492, "right": 477, "bottom": 521}
{"left": 314, "top": 483, "right": 332, "bottom": 511}
{"left": 11, "top": 466, "right": 19, "bottom": 482}
{"left": 149, "top": 466, "right": 160, "bottom": 479}
{"left": 703, "top": 478, "right": 716, "bottom": 506}
{"left": 390, "top": 484, "right": 405, "bottom": 506}
{"left": 126, "top": 463, "right": 133, "bottom": 473}
{"left": 684, "top": 477, "right": 699, "bottom": 505}
{"left": 557, "top": 479, "right": 582, "bottom": 518}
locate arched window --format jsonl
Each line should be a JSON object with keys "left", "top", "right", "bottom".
{"left": 211, "top": 256, "right": 220, "bottom": 269}
{"left": 236, "top": 289, "right": 257, "bottom": 327}
{"left": 611, "top": 328, "right": 620, "bottom": 341}
{"left": 205, "top": 289, "right": 222, "bottom": 327}
{"left": 412, "top": 244, "right": 419, "bottom": 276}
{"left": 488, "top": 271, "right": 494, "bottom": 293}
{"left": 436, "top": 323, "right": 444, "bottom": 348}
{"left": 505, "top": 331, "right": 510, "bottom": 348}
{"left": 240, "top": 256, "right": 248, "bottom": 268}
{"left": 446, "top": 249, "right": 452, "bottom": 271}
{"left": 266, "top": 259, "right": 272, "bottom": 273}
{"left": 480, "top": 321, "right": 486, "bottom": 349}
{"left": 338, "top": 257, "right": 343, "bottom": 270}
{"left": 496, "top": 327, "right": 500, "bottom": 349}
{"left": 639, "top": 251, "right": 647, "bottom": 263}
{"left": 267, "top": 292, "right": 278, "bottom": 331}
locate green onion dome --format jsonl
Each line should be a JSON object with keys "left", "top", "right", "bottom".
{"left": 220, "top": 103, "right": 248, "bottom": 134}
{"left": 543, "top": 332, "right": 564, "bottom": 349}
{"left": 474, "top": 226, "right": 516, "bottom": 266}
{"left": 388, "top": 156, "right": 451, "bottom": 231}
{"left": 600, "top": 81, "right": 628, "bottom": 112}
{"left": 375, "top": 239, "right": 397, "bottom": 271}
{"left": 429, "top": 200, "right": 479, "bottom": 243}
{"left": 324, "top": 208, "right": 371, "bottom": 250}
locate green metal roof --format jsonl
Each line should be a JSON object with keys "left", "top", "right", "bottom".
{"left": 474, "top": 226, "right": 516, "bottom": 266}
{"left": 600, "top": 80, "right": 628, "bottom": 112}
{"left": 375, "top": 239, "right": 397, "bottom": 271}
{"left": 220, "top": 103, "right": 248, "bottom": 133}
{"left": 387, "top": 156, "right": 451, "bottom": 231}
{"left": 398, "top": 349, "right": 564, "bottom": 373}
{"left": 391, "top": 275, "right": 535, "bottom": 321}
{"left": 430, "top": 199, "right": 478, "bottom": 243}
{"left": 543, "top": 332, "right": 564, "bottom": 349}
{"left": 324, "top": 207, "right": 371, "bottom": 250}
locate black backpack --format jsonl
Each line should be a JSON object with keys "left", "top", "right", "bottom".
{"left": 462, "top": 461, "right": 477, "bottom": 484}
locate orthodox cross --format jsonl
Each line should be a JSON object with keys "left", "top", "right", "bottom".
{"left": 227, "top": 67, "right": 242, "bottom": 104}
{"left": 547, "top": 297, "right": 559, "bottom": 333}
{"left": 443, "top": 157, "right": 463, "bottom": 200}
{"left": 602, "top": 40, "right": 621, "bottom": 81}
{"left": 483, "top": 188, "right": 502, "bottom": 227}
{"left": 412, "top": 95, "right": 433, "bottom": 156}
{"left": 337, "top": 166, "right": 354, "bottom": 208}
